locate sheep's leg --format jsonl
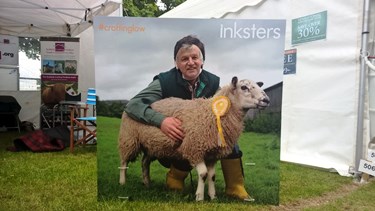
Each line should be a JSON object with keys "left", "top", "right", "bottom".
{"left": 142, "top": 153, "right": 152, "bottom": 188}
{"left": 195, "top": 162, "right": 208, "bottom": 201}
{"left": 207, "top": 161, "right": 217, "bottom": 200}
{"left": 119, "top": 159, "right": 128, "bottom": 185}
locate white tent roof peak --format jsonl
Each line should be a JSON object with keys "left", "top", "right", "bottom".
{"left": 160, "top": 0, "right": 264, "bottom": 18}
{"left": 0, "top": 0, "right": 121, "bottom": 37}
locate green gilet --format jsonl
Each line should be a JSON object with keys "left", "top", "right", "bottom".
{"left": 154, "top": 68, "right": 220, "bottom": 99}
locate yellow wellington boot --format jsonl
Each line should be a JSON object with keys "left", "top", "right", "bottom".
{"left": 221, "top": 158, "right": 255, "bottom": 202}
{"left": 166, "top": 165, "right": 189, "bottom": 191}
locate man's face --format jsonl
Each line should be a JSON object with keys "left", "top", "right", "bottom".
{"left": 175, "top": 45, "right": 203, "bottom": 82}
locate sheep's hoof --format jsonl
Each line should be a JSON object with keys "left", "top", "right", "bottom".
{"left": 195, "top": 194, "right": 204, "bottom": 202}
{"left": 244, "top": 197, "right": 255, "bottom": 202}
{"left": 209, "top": 195, "right": 217, "bottom": 201}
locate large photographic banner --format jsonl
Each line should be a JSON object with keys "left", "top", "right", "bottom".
{"left": 94, "top": 17, "right": 285, "bottom": 204}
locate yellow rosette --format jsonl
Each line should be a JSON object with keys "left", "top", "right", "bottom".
{"left": 212, "top": 96, "right": 231, "bottom": 147}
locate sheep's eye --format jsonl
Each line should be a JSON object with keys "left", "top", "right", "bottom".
{"left": 241, "top": 86, "right": 249, "bottom": 91}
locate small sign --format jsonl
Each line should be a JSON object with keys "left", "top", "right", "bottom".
{"left": 368, "top": 149, "right": 375, "bottom": 163}
{"left": 284, "top": 49, "right": 297, "bottom": 75}
{"left": 358, "top": 159, "right": 375, "bottom": 177}
{"left": 292, "top": 11, "right": 327, "bottom": 45}
{"left": 0, "top": 35, "right": 19, "bottom": 66}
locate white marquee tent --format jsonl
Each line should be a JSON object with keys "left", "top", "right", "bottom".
{"left": 0, "top": 0, "right": 121, "bottom": 37}
{"left": 0, "top": 0, "right": 122, "bottom": 128}
{"left": 161, "top": 0, "right": 375, "bottom": 177}
{"left": 1, "top": 0, "right": 375, "bottom": 178}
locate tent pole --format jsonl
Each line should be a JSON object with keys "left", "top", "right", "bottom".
{"left": 355, "top": 0, "right": 371, "bottom": 180}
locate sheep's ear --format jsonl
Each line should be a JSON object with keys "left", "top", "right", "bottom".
{"left": 231, "top": 77, "right": 238, "bottom": 89}
{"left": 257, "top": 82, "right": 264, "bottom": 87}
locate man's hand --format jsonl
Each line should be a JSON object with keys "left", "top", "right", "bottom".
{"left": 160, "top": 117, "right": 184, "bottom": 142}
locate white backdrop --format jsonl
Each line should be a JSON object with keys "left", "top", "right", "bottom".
{"left": 162, "top": 0, "right": 373, "bottom": 176}
{"left": 0, "top": 68, "right": 18, "bottom": 91}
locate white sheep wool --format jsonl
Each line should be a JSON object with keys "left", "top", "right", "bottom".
{"left": 211, "top": 96, "right": 231, "bottom": 147}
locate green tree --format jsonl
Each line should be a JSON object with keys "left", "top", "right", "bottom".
{"left": 123, "top": 0, "right": 186, "bottom": 17}
{"left": 97, "top": 100, "right": 127, "bottom": 118}
{"left": 123, "top": 0, "right": 159, "bottom": 17}
{"left": 19, "top": 37, "right": 40, "bottom": 60}
{"left": 161, "top": 0, "right": 186, "bottom": 11}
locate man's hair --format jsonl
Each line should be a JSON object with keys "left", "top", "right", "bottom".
{"left": 174, "top": 35, "right": 205, "bottom": 61}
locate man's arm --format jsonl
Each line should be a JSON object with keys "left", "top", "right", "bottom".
{"left": 124, "top": 79, "right": 165, "bottom": 127}
{"left": 124, "top": 79, "right": 184, "bottom": 141}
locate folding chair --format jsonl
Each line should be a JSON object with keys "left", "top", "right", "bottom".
{"left": 69, "top": 88, "right": 96, "bottom": 152}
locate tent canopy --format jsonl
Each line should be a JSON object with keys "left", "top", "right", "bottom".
{"left": 0, "top": 0, "right": 121, "bottom": 37}
{"left": 160, "top": 0, "right": 264, "bottom": 18}
{"left": 0, "top": 0, "right": 121, "bottom": 129}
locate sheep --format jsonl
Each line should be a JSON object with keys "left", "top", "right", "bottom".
{"left": 118, "top": 76, "right": 270, "bottom": 201}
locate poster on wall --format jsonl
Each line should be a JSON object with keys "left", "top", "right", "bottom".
{"left": 284, "top": 49, "right": 297, "bottom": 75}
{"left": 40, "top": 37, "right": 80, "bottom": 100}
{"left": 39, "top": 37, "right": 80, "bottom": 129}
{"left": 94, "top": 17, "right": 286, "bottom": 205}
{"left": 0, "top": 34, "right": 19, "bottom": 66}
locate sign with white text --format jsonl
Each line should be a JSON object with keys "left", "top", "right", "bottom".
{"left": 292, "top": 11, "right": 327, "bottom": 45}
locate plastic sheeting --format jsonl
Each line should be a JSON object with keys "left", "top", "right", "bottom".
{"left": 368, "top": 2, "right": 375, "bottom": 149}
{"left": 162, "top": 0, "right": 373, "bottom": 176}
{"left": 279, "top": 1, "right": 365, "bottom": 176}
{"left": 369, "top": 58, "right": 375, "bottom": 148}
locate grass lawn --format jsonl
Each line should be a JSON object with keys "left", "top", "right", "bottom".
{"left": 0, "top": 130, "right": 97, "bottom": 210}
{"left": 1, "top": 116, "right": 374, "bottom": 210}
{"left": 98, "top": 116, "right": 280, "bottom": 205}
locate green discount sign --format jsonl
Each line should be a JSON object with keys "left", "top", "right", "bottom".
{"left": 292, "top": 11, "right": 327, "bottom": 45}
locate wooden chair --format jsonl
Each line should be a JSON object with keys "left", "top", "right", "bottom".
{"left": 69, "top": 88, "right": 96, "bottom": 152}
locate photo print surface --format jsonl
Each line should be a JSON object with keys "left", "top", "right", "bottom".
{"left": 94, "top": 17, "right": 285, "bottom": 205}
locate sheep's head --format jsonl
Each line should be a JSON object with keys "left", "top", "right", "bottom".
{"left": 231, "top": 76, "right": 270, "bottom": 111}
